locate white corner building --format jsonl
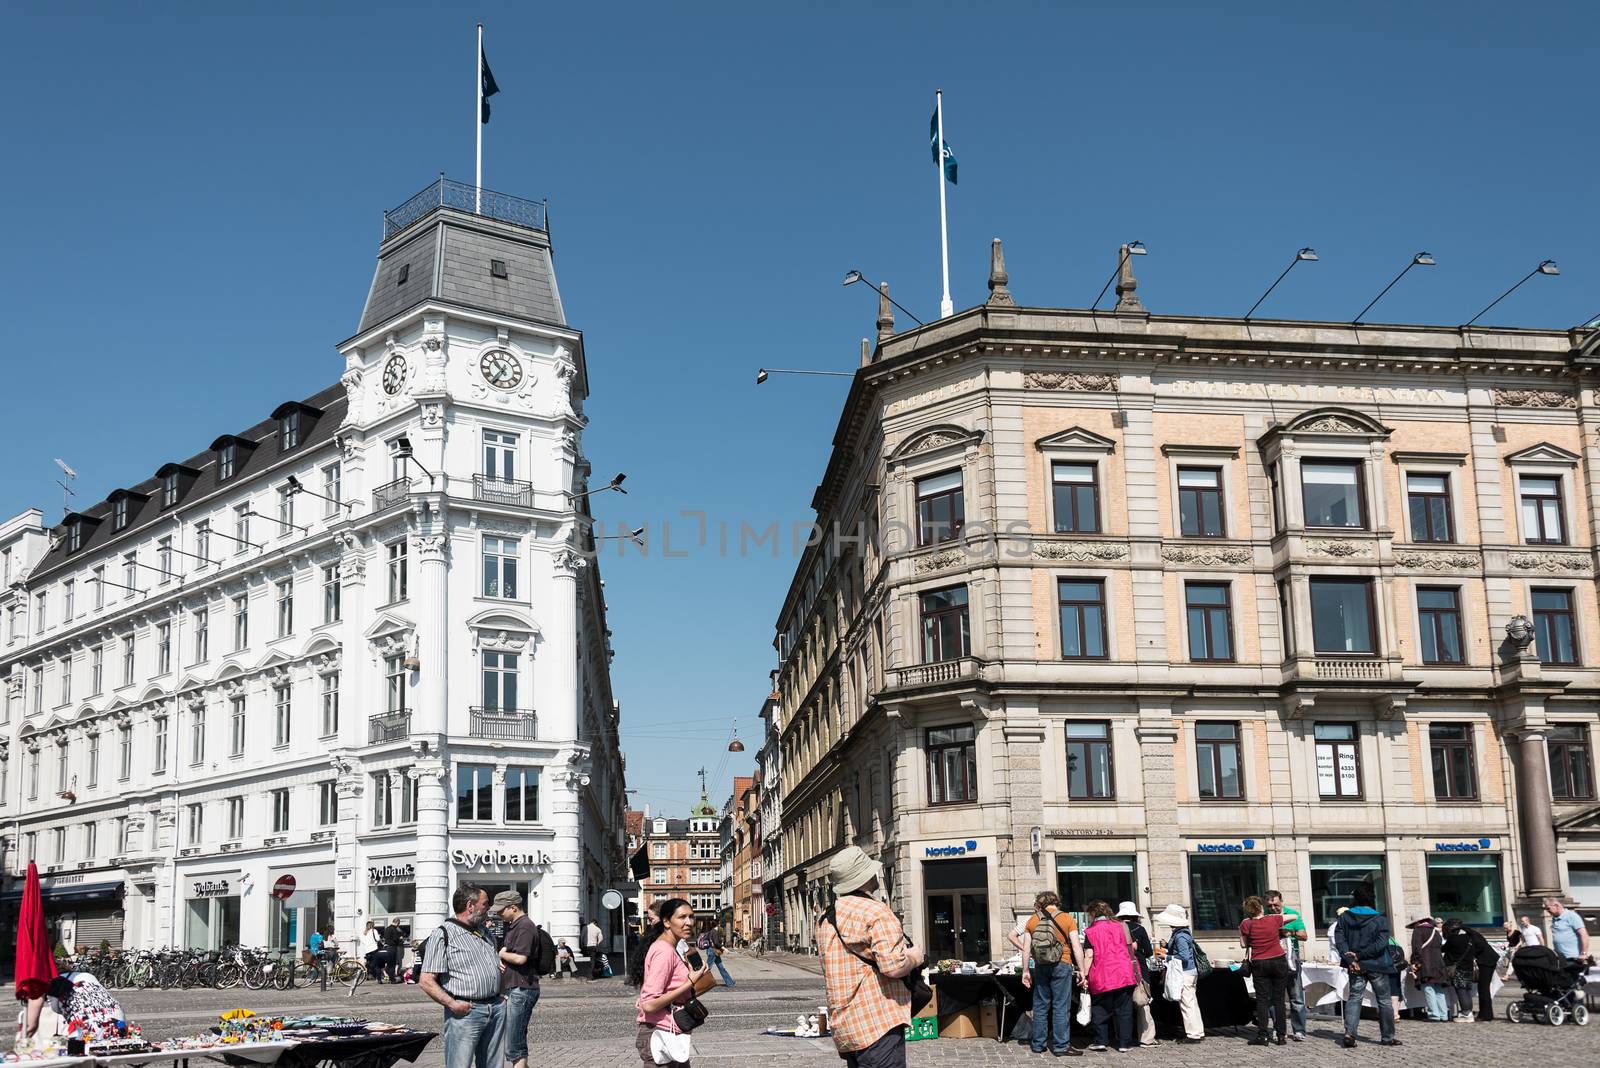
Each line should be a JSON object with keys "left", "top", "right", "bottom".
{"left": 0, "top": 178, "right": 628, "bottom": 957}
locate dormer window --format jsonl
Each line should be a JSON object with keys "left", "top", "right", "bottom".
{"left": 280, "top": 411, "right": 301, "bottom": 450}
{"left": 490, "top": 258, "right": 509, "bottom": 279}
{"left": 218, "top": 442, "right": 236, "bottom": 480}
{"left": 113, "top": 498, "right": 127, "bottom": 530}
{"left": 161, "top": 471, "right": 180, "bottom": 508}
{"left": 270, "top": 402, "right": 323, "bottom": 455}
{"left": 67, "top": 522, "right": 82, "bottom": 553}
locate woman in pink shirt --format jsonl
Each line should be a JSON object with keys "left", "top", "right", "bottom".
{"left": 630, "top": 898, "right": 707, "bottom": 1066}
{"left": 1080, "top": 900, "right": 1138, "bottom": 1052}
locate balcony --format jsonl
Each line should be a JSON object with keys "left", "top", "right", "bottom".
{"left": 384, "top": 176, "right": 547, "bottom": 239}
{"left": 373, "top": 477, "right": 412, "bottom": 513}
{"left": 470, "top": 706, "right": 538, "bottom": 740}
{"left": 1311, "top": 656, "right": 1386, "bottom": 681}
{"left": 473, "top": 474, "right": 534, "bottom": 508}
{"left": 886, "top": 656, "right": 983, "bottom": 690}
{"left": 369, "top": 709, "right": 412, "bottom": 744}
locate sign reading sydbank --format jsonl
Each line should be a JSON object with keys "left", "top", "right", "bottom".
{"left": 451, "top": 847, "right": 552, "bottom": 868}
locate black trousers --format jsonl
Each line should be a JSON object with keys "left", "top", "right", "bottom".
{"left": 1251, "top": 956, "right": 1291, "bottom": 1037}
{"left": 841, "top": 1028, "right": 906, "bottom": 1068}
{"left": 1474, "top": 959, "right": 1496, "bottom": 1021}
{"left": 385, "top": 946, "right": 403, "bottom": 982}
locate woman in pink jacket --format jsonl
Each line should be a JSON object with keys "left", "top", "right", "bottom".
{"left": 1080, "top": 900, "right": 1138, "bottom": 1052}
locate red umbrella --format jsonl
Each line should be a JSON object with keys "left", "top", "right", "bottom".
{"left": 14, "top": 862, "right": 58, "bottom": 1001}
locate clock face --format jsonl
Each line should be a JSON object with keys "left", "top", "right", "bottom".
{"left": 382, "top": 354, "right": 407, "bottom": 395}
{"left": 480, "top": 349, "right": 524, "bottom": 390}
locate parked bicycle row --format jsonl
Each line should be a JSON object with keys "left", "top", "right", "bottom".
{"left": 60, "top": 945, "right": 373, "bottom": 991}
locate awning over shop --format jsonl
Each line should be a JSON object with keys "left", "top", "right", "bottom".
{"left": 1, "top": 880, "right": 123, "bottom": 906}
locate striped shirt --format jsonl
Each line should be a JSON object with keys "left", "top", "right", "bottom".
{"left": 818, "top": 895, "right": 913, "bottom": 1053}
{"left": 420, "top": 918, "right": 502, "bottom": 1000}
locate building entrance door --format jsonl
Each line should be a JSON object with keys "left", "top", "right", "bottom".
{"left": 923, "top": 857, "right": 990, "bottom": 962}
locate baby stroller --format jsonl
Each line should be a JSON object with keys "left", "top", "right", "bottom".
{"left": 1505, "top": 945, "right": 1590, "bottom": 1026}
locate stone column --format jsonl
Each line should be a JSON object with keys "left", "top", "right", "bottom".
{"left": 411, "top": 756, "right": 450, "bottom": 939}
{"left": 1513, "top": 728, "right": 1562, "bottom": 897}
{"left": 546, "top": 548, "right": 585, "bottom": 946}
{"left": 332, "top": 759, "right": 364, "bottom": 939}
{"left": 412, "top": 534, "right": 449, "bottom": 735}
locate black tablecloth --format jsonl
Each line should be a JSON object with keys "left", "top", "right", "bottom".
{"left": 235, "top": 1032, "right": 437, "bottom": 1068}
{"left": 1148, "top": 970, "right": 1254, "bottom": 1035}
{"left": 928, "top": 974, "right": 1030, "bottom": 1040}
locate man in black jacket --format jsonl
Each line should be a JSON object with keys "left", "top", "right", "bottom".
{"left": 381, "top": 920, "right": 405, "bottom": 983}
{"left": 1332, "top": 884, "right": 1403, "bottom": 1048}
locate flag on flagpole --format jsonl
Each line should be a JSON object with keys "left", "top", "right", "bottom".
{"left": 480, "top": 46, "right": 500, "bottom": 124}
{"left": 929, "top": 110, "right": 957, "bottom": 184}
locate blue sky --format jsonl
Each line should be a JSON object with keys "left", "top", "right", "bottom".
{"left": 2, "top": 1, "right": 1596, "bottom": 817}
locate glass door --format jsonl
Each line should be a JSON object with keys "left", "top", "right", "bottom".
{"left": 926, "top": 894, "right": 959, "bottom": 960}
{"left": 925, "top": 891, "right": 991, "bottom": 962}
{"left": 958, "top": 892, "right": 990, "bottom": 961}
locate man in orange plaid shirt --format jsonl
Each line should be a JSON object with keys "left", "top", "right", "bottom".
{"left": 817, "top": 846, "right": 926, "bottom": 1067}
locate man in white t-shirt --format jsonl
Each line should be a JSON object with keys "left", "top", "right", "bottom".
{"left": 1518, "top": 915, "right": 1544, "bottom": 947}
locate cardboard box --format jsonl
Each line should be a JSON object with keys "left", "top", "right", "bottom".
{"left": 939, "top": 1006, "right": 982, "bottom": 1039}
{"left": 979, "top": 1001, "right": 1000, "bottom": 1039}
{"left": 914, "top": 989, "right": 939, "bottom": 1019}
{"left": 904, "top": 1017, "right": 939, "bottom": 1042}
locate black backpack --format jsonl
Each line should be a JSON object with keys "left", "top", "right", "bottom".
{"left": 535, "top": 928, "right": 558, "bottom": 975}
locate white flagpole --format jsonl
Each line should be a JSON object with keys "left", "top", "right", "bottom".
{"left": 936, "top": 89, "right": 952, "bottom": 318}
{"left": 475, "top": 23, "right": 484, "bottom": 215}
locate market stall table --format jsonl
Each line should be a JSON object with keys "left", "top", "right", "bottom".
{"left": 1147, "top": 968, "right": 1255, "bottom": 1037}
{"left": 1301, "top": 961, "right": 1504, "bottom": 1014}
{"left": 268, "top": 1030, "right": 435, "bottom": 1068}
{"left": 927, "top": 972, "right": 1030, "bottom": 1042}
{"left": 92, "top": 1041, "right": 294, "bottom": 1068}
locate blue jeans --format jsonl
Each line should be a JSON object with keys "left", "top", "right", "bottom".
{"left": 1270, "top": 961, "right": 1308, "bottom": 1035}
{"left": 1420, "top": 982, "right": 1448, "bottom": 1021}
{"left": 706, "top": 946, "right": 735, "bottom": 986}
{"left": 1030, "top": 962, "right": 1074, "bottom": 1052}
{"left": 1343, "top": 971, "right": 1395, "bottom": 1042}
{"left": 503, "top": 986, "right": 540, "bottom": 1063}
{"left": 443, "top": 1000, "right": 505, "bottom": 1068}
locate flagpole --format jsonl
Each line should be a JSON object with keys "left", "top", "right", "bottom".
{"left": 475, "top": 22, "right": 484, "bottom": 215}
{"left": 936, "top": 89, "right": 952, "bottom": 319}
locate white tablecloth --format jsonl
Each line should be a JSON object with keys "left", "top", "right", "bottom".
{"left": 1300, "top": 961, "right": 1504, "bottom": 1011}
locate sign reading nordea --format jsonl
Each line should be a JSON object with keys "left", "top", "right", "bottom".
{"left": 1433, "top": 838, "right": 1494, "bottom": 853}
{"left": 924, "top": 840, "right": 980, "bottom": 858}
{"left": 1194, "top": 839, "right": 1256, "bottom": 854}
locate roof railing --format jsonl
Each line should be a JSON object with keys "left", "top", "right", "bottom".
{"left": 383, "top": 176, "right": 547, "bottom": 239}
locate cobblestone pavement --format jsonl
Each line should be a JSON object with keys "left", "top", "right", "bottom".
{"left": 65, "top": 952, "right": 1600, "bottom": 1068}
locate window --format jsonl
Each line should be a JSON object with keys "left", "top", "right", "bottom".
{"left": 218, "top": 442, "right": 236, "bottom": 481}
{"left": 385, "top": 655, "right": 407, "bottom": 712}
{"left": 31, "top": 666, "right": 42, "bottom": 713}
{"left": 190, "top": 706, "right": 206, "bottom": 765}
{"left": 63, "top": 579, "right": 75, "bottom": 620}
{"left": 1184, "top": 583, "right": 1233, "bottom": 661}
{"left": 195, "top": 521, "right": 211, "bottom": 564}
{"left": 1301, "top": 460, "right": 1365, "bottom": 528}
{"left": 1195, "top": 721, "right": 1244, "bottom": 800}
{"left": 52, "top": 828, "right": 65, "bottom": 864}
{"left": 227, "top": 797, "right": 244, "bottom": 840}
{"left": 1427, "top": 854, "right": 1504, "bottom": 927}
{"left": 118, "top": 725, "right": 131, "bottom": 780}
{"left": 153, "top": 715, "right": 168, "bottom": 774}
{"left": 113, "top": 498, "right": 129, "bottom": 530}
{"left": 59, "top": 655, "right": 71, "bottom": 705}
{"left": 1177, "top": 467, "right": 1225, "bottom": 538}
{"left": 1429, "top": 723, "right": 1477, "bottom": 800}
{"left": 915, "top": 470, "right": 964, "bottom": 546}
{"left": 162, "top": 471, "right": 180, "bottom": 508}
{"left": 90, "top": 645, "right": 104, "bottom": 695}
{"left": 490, "top": 258, "right": 508, "bottom": 279}
{"left": 187, "top": 803, "right": 204, "bottom": 845}
{"left": 926, "top": 724, "right": 977, "bottom": 805}
{"left": 274, "top": 684, "right": 291, "bottom": 747}
{"left": 234, "top": 505, "right": 251, "bottom": 555}
{"left": 318, "top": 782, "right": 338, "bottom": 825}
{"left": 322, "top": 463, "right": 342, "bottom": 515}
{"left": 387, "top": 541, "right": 408, "bottom": 602}
{"left": 1549, "top": 724, "right": 1595, "bottom": 801}
{"left": 1052, "top": 462, "right": 1100, "bottom": 533}
{"left": 277, "top": 485, "right": 295, "bottom": 534}
{"left": 157, "top": 538, "right": 173, "bottom": 584}
{"left": 121, "top": 636, "right": 135, "bottom": 686}
{"left": 322, "top": 564, "right": 341, "bottom": 623}
{"left": 652, "top": 868, "right": 667, "bottom": 885}
{"left": 271, "top": 788, "right": 290, "bottom": 832}
{"left": 1310, "top": 854, "right": 1386, "bottom": 930}
{"left": 34, "top": 590, "right": 45, "bottom": 633}
{"left": 1188, "top": 854, "right": 1267, "bottom": 931}
{"left": 83, "top": 822, "right": 96, "bottom": 860}
{"left": 481, "top": 651, "right": 519, "bottom": 710}
{"left": 372, "top": 770, "right": 395, "bottom": 826}
{"left": 26, "top": 749, "right": 38, "bottom": 799}
{"left": 1065, "top": 721, "right": 1114, "bottom": 800}
{"left": 1310, "top": 578, "right": 1376, "bottom": 655}
{"left": 321, "top": 672, "right": 340, "bottom": 736}
{"left": 276, "top": 579, "right": 294, "bottom": 637}
{"left": 157, "top": 622, "right": 172, "bottom": 673}
{"left": 1532, "top": 588, "right": 1578, "bottom": 666}
{"left": 484, "top": 430, "right": 517, "bottom": 480}
{"left": 505, "top": 766, "right": 539, "bottom": 822}
{"left": 92, "top": 567, "right": 105, "bottom": 610}
{"left": 86, "top": 732, "right": 100, "bottom": 787}
{"left": 1406, "top": 474, "right": 1453, "bottom": 542}
{"left": 1417, "top": 587, "right": 1464, "bottom": 665}
{"left": 1519, "top": 476, "right": 1566, "bottom": 544}
{"left": 115, "top": 816, "right": 128, "bottom": 853}
{"left": 232, "top": 594, "right": 249, "bottom": 651}
{"left": 482, "top": 536, "right": 519, "bottom": 598}
{"left": 193, "top": 607, "right": 209, "bottom": 662}
{"left": 123, "top": 554, "right": 137, "bottom": 599}
{"left": 400, "top": 773, "right": 418, "bottom": 823}
{"left": 68, "top": 522, "right": 82, "bottom": 553}
{"left": 652, "top": 842, "right": 667, "bottom": 859}
{"left": 280, "top": 410, "right": 301, "bottom": 450}
{"left": 920, "top": 586, "right": 970, "bottom": 662}
{"left": 1058, "top": 579, "right": 1108, "bottom": 659}
{"left": 23, "top": 831, "right": 35, "bottom": 863}
{"left": 56, "top": 742, "right": 68, "bottom": 791}
{"left": 456, "top": 764, "right": 493, "bottom": 822}
{"left": 1314, "top": 722, "right": 1362, "bottom": 799}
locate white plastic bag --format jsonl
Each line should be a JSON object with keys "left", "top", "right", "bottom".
{"left": 650, "top": 1028, "right": 694, "bottom": 1065}
{"left": 1164, "top": 962, "right": 1186, "bottom": 1002}
{"left": 1075, "top": 989, "right": 1091, "bottom": 1026}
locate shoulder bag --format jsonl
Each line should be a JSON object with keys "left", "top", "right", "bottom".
{"left": 825, "top": 905, "right": 933, "bottom": 1016}
{"left": 1238, "top": 919, "right": 1254, "bottom": 978}
{"left": 1121, "top": 921, "right": 1152, "bottom": 1005}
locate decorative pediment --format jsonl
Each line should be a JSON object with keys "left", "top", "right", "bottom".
{"left": 1035, "top": 426, "right": 1118, "bottom": 454}
{"left": 1504, "top": 442, "right": 1581, "bottom": 467}
{"left": 174, "top": 674, "right": 206, "bottom": 696}
{"left": 301, "top": 634, "right": 340, "bottom": 658}
{"left": 1280, "top": 406, "right": 1392, "bottom": 438}
{"left": 468, "top": 609, "right": 541, "bottom": 654}
{"left": 215, "top": 659, "right": 247, "bottom": 681}
{"left": 888, "top": 424, "right": 984, "bottom": 462}
{"left": 138, "top": 684, "right": 169, "bottom": 704}
{"left": 254, "top": 648, "right": 295, "bottom": 673}
{"left": 363, "top": 612, "right": 416, "bottom": 642}
{"left": 365, "top": 612, "right": 416, "bottom": 660}
{"left": 1554, "top": 803, "right": 1600, "bottom": 833}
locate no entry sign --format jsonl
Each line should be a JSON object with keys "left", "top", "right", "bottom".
{"left": 271, "top": 875, "right": 297, "bottom": 900}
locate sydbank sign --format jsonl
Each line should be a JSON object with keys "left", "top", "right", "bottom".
{"left": 451, "top": 847, "right": 553, "bottom": 868}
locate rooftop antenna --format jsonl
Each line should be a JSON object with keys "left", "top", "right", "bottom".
{"left": 697, "top": 766, "right": 707, "bottom": 796}
{"left": 53, "top": 458, "right": 78, "bottom": 515}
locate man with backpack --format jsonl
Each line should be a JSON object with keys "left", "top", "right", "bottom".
{"left": 491, "top": 891, "right": 555, "bottom": 1068}
{"left": 698, "top": 927, "right": 735, "bottom": 987}
{"left": 1019, "top": 892, "right": 1085, "bottom": 1057}
{"left": 1332, "top": 883, "right": 1403, "bottom": 1048}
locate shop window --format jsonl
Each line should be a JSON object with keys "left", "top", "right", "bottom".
{"left": 1177, "top": 467, "right": 1225, "bottom": 538}
{"left": 370, "top": 882, "right": 417, "bottom": 916}
{"left": 1314, "top": 722, "right": 1362, "bottom": 799}
{"left": 1548, "top": 724, "right": 1595, "bottom": 801}
{"left": 1406, "top": 474, "right": 1453, "bottom": 543}
{"left": 1195, "top": 721, "right": 1244, "bottom": 800}
{"left": 926, "top": 724, "right": 977, "bottom": 805}
{"left": 1058, "top": 579, "right": 1108, "bottom": 659}
{"left": 1188, "top": 854, "right": 1267, "bottom": 931}
{"left": 1052, "top": 462, "right": 1100, "bottom": 533}
{"left": 456, "top": 763, "right": 493, "bottom": 822}
{"left": 1427, "top": 854, "right": 1504, "bottom": 927}
{"left": 1532, "top": 588, "right": 1578, "bottom": 666}
{"left": 1056, "top": 855, "right": 1135, "bottom": 931}
{"left": 1429, "top": 723, "right": 1478, "bottom": 801}
{"left": 1065, "top": 721, "right": 1114, "bottom": 800}
{"left": 1416, "top": 587, "right": 1464, "bottom": 665}
{"left": 1185, "top": 583, "right": 1233, "bottom": 662}
{"left": 1302, "top": 460, "right": 1366, "bottom": 528}
{"left": 1310, "top": 578, "right": 1376, "bottom": 655}
{"left": 920, "top": 586, "right": 970, "bottom": 663}
{"left": 1309, "top": 854, "right": 1386, "bottom": 931}
{"left": 915, "top": 470, "right": 964, "bottom": 546}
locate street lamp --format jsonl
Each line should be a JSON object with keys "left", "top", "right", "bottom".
{"left": 1090, "top": 240, "right": 1147, "bottom": 310}
{"left": 286, "top": 474, "right": 351, "bottom": 515}
{"left": 842, "top": 270, "right": 926, "bottom": 326}
{"left": 1463, "top": 260, "right": 1561, "bottom": 327}
{"left": 392, "top": 435, "right": 435, "bottom": 485}
{"left": 1350, "top": 252, "right": 1440, "bottom": 322}
{"left": 1244, "top": 247, "right": 1319, "bottom": 320}
{"left": 755, "top": 368, "right": 853, "bottom": 385}
{"left": 567, "top": 473, "right": 628, "bottom": 501}
{"left": 595, "top": 526, "right": 647, "bottom": 548}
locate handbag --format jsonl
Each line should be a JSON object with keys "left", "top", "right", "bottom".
{"left": 671, "top": 996, "right": 709, "bottom": 1034}
{"left": 825, "top": 906, "right": 933, "bottom": 1016}
{"left": 1238, "top": 919, "right": 1254, "bottom": 978}
{"left": 1121, "top": 922, "right": 1152, "bottom": 1005}
{"left": 649, "top": 1028, "right": 694, "bottom": 1065}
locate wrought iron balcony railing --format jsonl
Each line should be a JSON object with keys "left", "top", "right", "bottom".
{"left": 473, "top": 474, "right": 534, "bottom": 508}
{"left": 373, "top": 477, "right": 411, "bottom": 513}
{"left": 470, "top": 706, "right": 538, "bottom": 740}
{"left": 369, "top": 709, "right": 412, "bottom": 744}
{"left": 384, "top": 177, "right": 548, "bottom": 239}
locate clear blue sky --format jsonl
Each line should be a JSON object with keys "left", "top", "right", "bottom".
{"left": 3, "top": 2, "right": 1596, "bottom": 817}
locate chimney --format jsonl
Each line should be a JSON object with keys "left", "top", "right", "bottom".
{"left": 1115, "top": 243, "right": 1145, "bottom": 313}
{"left": 986, "top": 238, "right": 1016, "bottom": 307}
{"left": 876, "top": 282, "right": 895, "bottom": 340}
